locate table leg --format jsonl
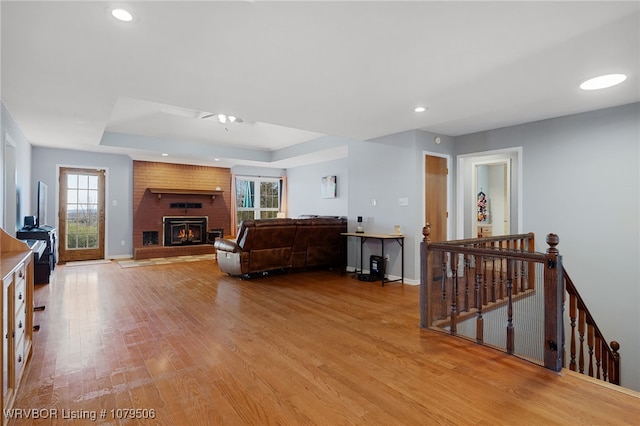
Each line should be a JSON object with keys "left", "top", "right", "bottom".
{"left": 381, "top": 239, "right": 385, "bottom": 286}
{"left": 401, "top": 238, "right": 404, "bottom": 283}
{"left": 360, "top": 237, "right": 364, "bottom": 275}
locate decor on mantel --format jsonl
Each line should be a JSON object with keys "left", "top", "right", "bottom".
{"left": 148, "top": 188, "right": 223, "bottom": 203}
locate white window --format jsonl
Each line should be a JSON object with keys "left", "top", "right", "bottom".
{"left": 235, "top": 177, "right": 281, "bottom": 222}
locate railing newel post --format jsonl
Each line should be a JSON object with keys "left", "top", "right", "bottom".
{"left": 419, "top": 224, "right": 431, "bottom": 328}
{"left": 544, "top": 233, "right": 563, "bottom": 372}
{"left": 610, "top": 341, "right": 620, "bottom": 385}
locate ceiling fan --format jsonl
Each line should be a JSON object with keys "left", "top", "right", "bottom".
{"left": 200, "top": 113, "right": 244, "bottom": 124}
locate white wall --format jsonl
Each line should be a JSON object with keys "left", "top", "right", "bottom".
{"left": 455, "top": 102, "right": 640, "bottom": 391}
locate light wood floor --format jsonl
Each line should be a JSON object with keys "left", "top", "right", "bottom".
{"left": 10, "top": 260, "right": 639, "bottom": 425}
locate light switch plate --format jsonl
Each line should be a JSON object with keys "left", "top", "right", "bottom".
{"left": 399, "top": 197, "right": 409, "bottom": 206}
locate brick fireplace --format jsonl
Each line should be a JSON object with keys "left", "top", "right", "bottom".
{"left": 132, "top": 161, "right": 231, "bottom": 260}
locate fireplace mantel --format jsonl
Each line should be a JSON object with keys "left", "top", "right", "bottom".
{"left": 149, "top": 188, "right": 223, "bottom": 202}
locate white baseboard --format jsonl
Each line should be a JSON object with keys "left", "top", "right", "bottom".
{"left": 108, "top": 254, "right": 133, "bottom": 260}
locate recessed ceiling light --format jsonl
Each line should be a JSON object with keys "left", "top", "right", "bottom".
{"left": 580, "top": 74, "right": 627, "bottom": 90}
{"left": 414, "top": 106, "right": 427, "bottom": 113}
{"left": 111, "top": 8, "right": 134, "bottom": 22}
{"left": 214, "top": 158, "right": 220, "bottom": 161}
{"left": 161, "top": 153, "right": 168, "bottom": 157}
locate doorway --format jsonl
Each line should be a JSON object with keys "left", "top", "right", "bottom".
{"left": 424, "top": 153, "right": 449, "bottom": 242}
{"left": 474, "top": 160, "right": 510, "bottom": 237}
{"left": 58, "top": 167, "right": 106, "bottom": 262}
{"left": 3, "top": 133, "right": 18, "bottom": 232}
{"left": 456, "top": 148, "right": 522, "bottom": 239}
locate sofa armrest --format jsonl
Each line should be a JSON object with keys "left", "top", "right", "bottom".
{"left": 214, "top": 238, "right": 241, "bottom": 253}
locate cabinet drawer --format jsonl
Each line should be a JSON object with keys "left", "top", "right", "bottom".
{"left": 14, "top": 333, "right": 24, "bottom": 381}
{"left": 14, "top": 273, "right": 26, "bottom": 309}
{"left": 14, "top": 306, "right": 26, "bottom": 344}
{"left": 14, "top": 262, "right": 26, "bottom": 282}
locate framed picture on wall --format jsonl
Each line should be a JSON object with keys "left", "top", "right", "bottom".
{"left": 321, "top": 175, "right": 337, "bottom": 199}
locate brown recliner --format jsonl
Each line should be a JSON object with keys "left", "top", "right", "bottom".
{"left": 215, "top": 218, "right": 297, "bottom": 276}
{"left": 214, "top": 217, "right": 346, "bottom": 276}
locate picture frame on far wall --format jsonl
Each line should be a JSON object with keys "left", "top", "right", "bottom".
{"left": 321, "top": 175, "right": 337, "bottom": 199}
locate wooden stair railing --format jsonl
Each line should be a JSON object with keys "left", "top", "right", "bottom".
{"left": 564, "top": 270, "right": 620, "bottom": 385}
{"left": 420, "top": 224, "right": 621, "bottom": 386}
{"left": 420, "top": 224, "right": 563, "bottom": 372}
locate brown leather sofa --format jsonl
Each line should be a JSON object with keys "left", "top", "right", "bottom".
{"left": 214, "top": 217, "right": 347, "bottom": 276}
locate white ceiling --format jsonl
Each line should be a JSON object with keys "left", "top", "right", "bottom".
{"left": 2, "top": 1, "right": 638, "bottom": 168}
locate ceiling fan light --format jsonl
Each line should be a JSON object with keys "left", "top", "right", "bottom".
{"left": 111, "top": 8, "right": 134, "bottom": 22}
{"left": 217, "top": 114, "right": 227, "bottom": 124}
{"left": 228, "top": 116, "right": 237, "bottom": 123}
{"left": 580, "top": 74, "right": 627, "bottom": 90}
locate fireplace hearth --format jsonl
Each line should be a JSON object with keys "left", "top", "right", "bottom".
{"left": 163, "top": 216, "right": 208, "bottom": 246}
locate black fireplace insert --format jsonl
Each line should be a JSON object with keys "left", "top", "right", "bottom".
{"left": 163, "top": 216, "right": 208, "bottom": 246}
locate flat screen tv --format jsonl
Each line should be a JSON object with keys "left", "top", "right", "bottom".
{"left": 36, "top": 181, "right": 48, "bottom": 228}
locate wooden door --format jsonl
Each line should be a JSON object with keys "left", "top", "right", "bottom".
{"left": 58, "top": 168, "right": 105, "bottom": 262}
{"left": 425, "top": 155, "right": 447, "bottom": 242}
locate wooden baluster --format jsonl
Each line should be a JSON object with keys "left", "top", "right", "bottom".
{"left": 500, "top": 240, "right": 510, "bottom": 299}
{"left": 569, "top": 293, "right": 577, "bottom": 371}
{"left": 475, "top": 255, "right": 484, "bottom": 344}
{"left": 578, "top": 309, "right": 585, "bottom": 374}
{"left": 498, "top": 261, "right": 504, "bottom": 301}
{"left": 471, "top": 255, "right": 478, "bottom": 310}
{"left": 482, "top": 253, "right": 488, "bottom": 307}
{"left": 521, "top": 239, "right": 527, "bottom": 291}
{"left": 515, "top": 238, "right": 520, "bottom": 288}
{"left": 491, "top": 256, "right": 497, "bottom": 302}
{"left": 587, "top": 324, "right": 595, "bottom": 377}
{"left": 601, "top": 344, "right": 609, "bottom": 383}
{"left": 464, "top": 255, "right": 470, "bottom": 312}
{"left": 506, "top": 258, "right": 514, "bottom": 355}
{"left": 595, "top": 336, "right": 602, "bottom": 380}
{"left": 527, "top": 234, "right": 536, "bottom": 291}
{"left": 440, "top": 251, "right": 447, "bottom": 320}
{"left": 450, "top": 253, "right": 458, "bottom": 335}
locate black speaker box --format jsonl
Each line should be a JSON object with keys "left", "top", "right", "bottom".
{"left": 23, "top": 215, "right": 36, "bottom": 229}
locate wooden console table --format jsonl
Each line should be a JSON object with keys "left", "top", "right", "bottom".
{"left": 341, "top": 232, "right": 405, "bottom": 286}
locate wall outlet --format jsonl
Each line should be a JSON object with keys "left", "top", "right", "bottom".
{"left": 385, "top": 253, "right": 390, "bottom": 261}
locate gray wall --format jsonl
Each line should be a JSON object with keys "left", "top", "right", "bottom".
{"left": 286, "top": 158, "right": 348, "bottom": 219}
{"left": 455, "top": 102, "right": 640, "bottom": 391}
{"left": 287, "top": 129, "right": 455, "bottom": 284}
{"left": 1, "top": 102, "right": 32, "bottom": 232}
{"left": 31, "top": 147, "right": 133, "bottom": 258}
